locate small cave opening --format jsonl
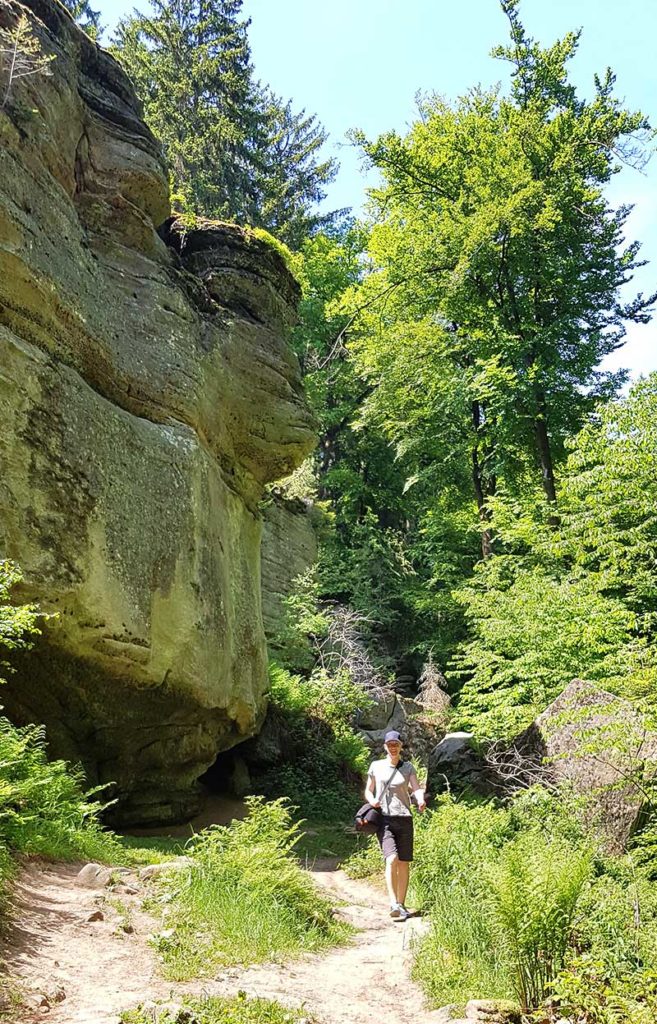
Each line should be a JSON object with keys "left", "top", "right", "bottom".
{"left": 198, "top": 747, "right": 252, "bottom": 801}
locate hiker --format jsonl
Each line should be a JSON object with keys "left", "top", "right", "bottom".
{"left": 364, "top": 730, "right": 426, "bottom": 921}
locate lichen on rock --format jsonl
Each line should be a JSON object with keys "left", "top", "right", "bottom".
{"left": 0, "top": 0, "right": 315, "bottom": 824}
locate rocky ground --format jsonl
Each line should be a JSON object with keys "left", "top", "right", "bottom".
{"left": 0, "top": 855, "right": 457, "bottom": 1024}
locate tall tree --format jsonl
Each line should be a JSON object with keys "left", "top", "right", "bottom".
{"left": 113, "top": 0, "right": 262, "bottom": 221}
{"left": 60, "top": 0, "right": 102, "bottom": 40}
{"left": 253, "top": 90, "right": 340, "bottom": 249}
{"left": 352, "top": 0, "right": 654, "bottom": 546}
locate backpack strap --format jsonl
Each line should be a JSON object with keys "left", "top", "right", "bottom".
{"left": 379, "top": 759, "right": 404, "bottom": 814}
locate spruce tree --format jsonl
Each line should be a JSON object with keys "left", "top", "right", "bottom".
{"left": 254, "top": 89, "right": 340, "bottom": 249}
{"left": 60, "top": 0, "right": 102, "bottom": 39}
{"left": 114, "top": 0, "right": 262, "bottom": 221}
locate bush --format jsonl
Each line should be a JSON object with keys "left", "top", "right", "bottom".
{"left": 0, "top": 562, "right": 122, "bottom": 925}
{"left": 149, "top": 797, "right": 348, "bottom": 980}
{"left": 411, "top": 795, "right": 593, "bottom": 1011}
{"left": 488, "top": 833, "right": 592, "bottom": 1011}
{"left": 0, "top": 717, "right": 122, "bottom": 866}
{"left": 411, "top": 798, "right": 515, "bottom": 1005}
{"left": 258, "top": 663, "right": 372, "bottom": 820}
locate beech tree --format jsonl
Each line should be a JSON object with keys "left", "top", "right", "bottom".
{"left": 352, "top": 0, "right": 655, "bottom": 554}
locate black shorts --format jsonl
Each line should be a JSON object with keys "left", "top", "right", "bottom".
{"left": 377, "top": 815, "right": 414, "bottom": 862}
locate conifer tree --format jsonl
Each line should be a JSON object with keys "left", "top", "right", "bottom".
{"left": 254, "top": 89, "right": 340, "bottom": 249}
{"left": 114, "top": 0, "right": 262, "bottom": 221}
{"left": 60, "top": 0, "right": 102, "bottom": 40}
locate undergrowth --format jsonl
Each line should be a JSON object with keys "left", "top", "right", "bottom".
{"left": 0, "top": 711, "right": 127, "bottom": 930}
{"left": 148, "top": 796, "right": 348, "bottom": 980}
{"left": 409, "top": 791, "right": 657, "bottom": 1022}
{"left": 257, "top": 662, "right": 372, "bottom": 821}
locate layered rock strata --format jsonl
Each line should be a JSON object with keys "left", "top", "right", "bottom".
{"left": 260, "top": 491, "right": 318, "bottom": 641}
{"left": 0, "top": 0, "right": 314, "bottom": 823}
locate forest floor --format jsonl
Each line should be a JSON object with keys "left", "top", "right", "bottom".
{"left": 0, "top": 825, "right": 444, "bottom": 1024}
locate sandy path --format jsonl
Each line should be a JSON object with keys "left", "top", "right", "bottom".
{"left": 1, "top": 858, "right": 442, "bottom": 1024}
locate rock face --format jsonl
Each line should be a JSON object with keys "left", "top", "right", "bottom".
{"left": 427, "top": 731, "right": 479, "bottom": 795}
{"left": 357, "top": 691, "right": 443, "bottom": 767}
{"left": 260, "top": 491, "right": 318, "bottom": 642}
{"left": 0, "top": 0, "right": 314, "bottom": 823}
{"left": 513, "top": 679, "right": 657, "bottom": 853}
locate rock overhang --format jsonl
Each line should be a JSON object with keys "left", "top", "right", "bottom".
{"left": 0, "top": 0, "right": 315, "bottom": 823}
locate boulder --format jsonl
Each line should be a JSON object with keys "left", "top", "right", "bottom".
{"left": 512, "top": 679, "right": 657, "bottom": 853}
{"left": 358, "top": 691, "right": 443, "bottom": 766}
{"left": 465, "top": 1001, "right": 521, "bottom": 1023}
{"left": 0, "top": 0, "right": 314, "bottom": 824}
{"left": 75, "top": 864, "right": 114, "bottom": 889}
{"left": 427, "top": 732, "right": 481, "bottom": 794}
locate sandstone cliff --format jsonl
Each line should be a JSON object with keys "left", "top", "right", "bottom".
{"left": 0, "top": 0, "right": 315, "bottom": 823}
{"left": 261, "top": 492, "right": 319, "bottom": 642}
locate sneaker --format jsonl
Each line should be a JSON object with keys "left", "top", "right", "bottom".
{"left": 396, "top": 903, "right": 410, "bottom": 921}
{"left": 389, "top": 904, "right": 401, "bottom": 919}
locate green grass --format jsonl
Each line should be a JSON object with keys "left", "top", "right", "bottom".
{"left": 114, "top": 835, "right": 187, "bottom": 866}
{"left": 120, "top": 994, "right": 317, "bottom": 1024}
{"left": 294, "top": 821, "right": 360, "bottom": 864}
{"left": 149, "top": 797, "right": 349, "bottom": 981}
{"left": 409, "top": 794, "right": 594, "bottom": 1012}
{"left": 342, "top": 834, "right": 382, "bottom": 880}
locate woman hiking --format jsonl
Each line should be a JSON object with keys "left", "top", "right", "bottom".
{"left": 364, "top": 730, "right": 426, "bottom": 920}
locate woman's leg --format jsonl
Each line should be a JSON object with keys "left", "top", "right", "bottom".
{"left": 397, "top": 860, "right": 410, "bottom": 905}
{"left": 385, "top": 853, "right": 399, "bottom": 905}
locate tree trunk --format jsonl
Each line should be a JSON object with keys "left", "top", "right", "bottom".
{"left": 471, "top": 401, "right": 493, "bottom": 559}
{"left": 533, "top": 393, "right": 558, "bottom": 510}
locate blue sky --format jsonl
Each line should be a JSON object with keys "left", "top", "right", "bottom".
{"left": 97, "top": 0, "right": 657, "bottom": 381}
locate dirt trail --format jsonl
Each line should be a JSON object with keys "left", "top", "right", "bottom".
{"left": 1, "top": 857, "right": 441, "bottom": 1024}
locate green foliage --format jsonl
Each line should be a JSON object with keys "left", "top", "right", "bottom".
{"left": 253, "top": 90, "right": 340, "bottom": 249}
{"left": 0, "top": 7, "right": 55, "bottom": 112}
{"left": 113, "top": 2, "right": 337, "bottom": 241}
{"left": 113, "top": 0, "right": 258, "bottom": 221}
{"left": 59, "top": 0, "right": 102, "bottom": 39}
{"left": 0, "top": 561, "right": 41, "bottom": 682}
{"left": 342, "top": 833, "right": 382, "bottom": 879}
{"left": 115, "top": 835, "right": 187, "bottom": 866}
{"left": 411, "top": 794, "right": 595, "bottom": 1010}
{"left": 347, "top": 2, "right": 654, "bottom": 583}
{"left": 489, "top": 833, "right": 592, "bottom": 1010}
{"left": 273, "top": 566, "right": 329, "bottom": 673}
{"left": 0, "top": 562, "right": 122, "bottom": 922}
{"left": 260, "top": 663, "right": 372, "bottom": 820}
{"left": 149, "top": 797, "right": 347, "bottom": 979}
{"left": 551, "top": 956, "right": 657, "bottom": 1024}
{"left": 121, "top": 993, "right": 317, "bottom": 1024}
{"left": 451, "top": 375, "right": 657, "bottom": 737}
{"left": 0, "top": 716, "right": 123, "bottom": 866}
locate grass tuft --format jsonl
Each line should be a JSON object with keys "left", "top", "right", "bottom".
{"left": 120, "top": 993, "right": 317, "bottom": 1024}
{"left": 149, "top": 796, "right": 349, "bottom": 980}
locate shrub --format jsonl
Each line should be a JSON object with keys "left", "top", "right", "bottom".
{"left": 410, "top": 795, "right": 593, "bottom": 1011}
{"left": 411, "top": 798, "right": 515, "bottom": 1005}
{"left": 258, "top": 663, "right": 372, "bottom": 820}
{"left": 487, "top": 833, "right": 592, "bottom": 1011}
{"left": 0, "top": 716, "right": 123, "bottom": 866}
{"left": 150, "top": 796, "right": 347, "bottom": 980}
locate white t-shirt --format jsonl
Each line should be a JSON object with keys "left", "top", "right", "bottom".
{"left": 367, "top": 759, "right": 416, "bottom": 817}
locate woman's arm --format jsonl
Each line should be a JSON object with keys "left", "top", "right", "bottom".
{"left": 408, "top": 768, "right": 427, "bottom": 812}
{"left": 365, "top": 771, "right": 380, "bottom": 808}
